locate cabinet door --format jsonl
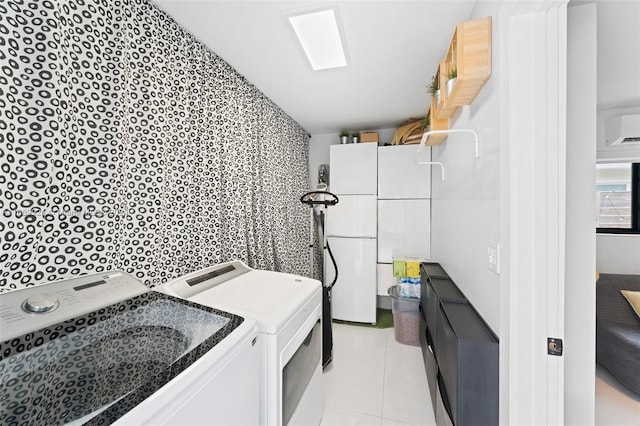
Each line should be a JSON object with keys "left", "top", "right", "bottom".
{"left": 325, "top": 195, "right": 377, "bottom": 238}
{"left": 377, "top": 199, "right": 430, "bottom": 263}
{"left": 378, "top": 145, "right": 431, "bottom": 199}
{"left": 376, "top": 263, "right": 395, "bottom": 296}
{"left": 325, "top": 237, "right": 377, "bottom": 323}
{"left": 329, "top": 144, "right": 377, "bottom": 195}
{"left": 435, "top": 382, "right": 454, "bottom": 426}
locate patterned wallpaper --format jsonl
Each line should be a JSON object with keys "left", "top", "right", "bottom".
{"left": 0, "top": 0, "right": 311, "bottom": 292}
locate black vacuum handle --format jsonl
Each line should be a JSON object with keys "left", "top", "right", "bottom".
{"left": 300, "top": 191, "right": 339, "bottom": 206}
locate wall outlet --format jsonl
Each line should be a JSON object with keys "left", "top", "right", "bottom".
{"left": 488, "top": 240, "right": 500, "bottom": 274}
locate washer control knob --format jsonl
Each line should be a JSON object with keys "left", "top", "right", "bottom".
{"left": 22, "top": 294, "right": 60, "bottom": 314}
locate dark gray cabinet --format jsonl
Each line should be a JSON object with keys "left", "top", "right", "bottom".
{"left": 420, "top": 263, "right": 499, "bottom": 426}
{"left": 424, "top": 276, "right": 465, "bottom": 349}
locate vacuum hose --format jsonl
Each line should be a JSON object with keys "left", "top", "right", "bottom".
{"left": 300, "top": 190, "right": 339, "bottom": 289}
{"left": 319, "top": 211, "right": 338, "bottom": 289}
{"left": 301, "top": 188, "right": 339, "bottom": 370}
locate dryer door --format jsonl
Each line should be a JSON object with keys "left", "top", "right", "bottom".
{"left": 282, "top": 320, "right": 321, "bottom": 425}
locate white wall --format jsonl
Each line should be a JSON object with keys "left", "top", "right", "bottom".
{"left": 429, "top": 2, "right": 502, "bottom": 334}
{"left": 595, "top": 106, "right": 640, "bottom": 275}
{"left": 308, "top": 128, "right": 396, "bottom": 189}
{"left": 596, "top": 234, "right": 640, "bottom": 274}
{"left": 566, "top": 3, "right": 597, "bottom": 424}
{"left": 308, "top": 133, "right": 335, "bottom": 189}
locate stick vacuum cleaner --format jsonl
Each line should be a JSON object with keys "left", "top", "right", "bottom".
{"left": 300, "top": 188, "right": 339, "bottom": 369}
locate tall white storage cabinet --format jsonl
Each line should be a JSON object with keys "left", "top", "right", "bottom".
{"left": 377, "top": 145, "right": 431, "bottom": 295}
{"left": 329, "top": 143, "right": 377, "bottom": 195}
{"left": 326, "top": 144, "right": 377, "bottom": 323}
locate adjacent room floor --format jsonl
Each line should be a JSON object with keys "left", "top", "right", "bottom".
{"left": 596, "top": 364, "right": 640, "bottom": 426}
{"left": 323, "top": 323, "right": 640, "bottom": 426}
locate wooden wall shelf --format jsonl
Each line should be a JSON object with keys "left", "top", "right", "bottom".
{"left": 420, "top": 16, "right": 491, "bottom": 147}
{"left": 426, "top": 97, "right": 449, "bottom": 146}
{"left": 433, "top": 16, "right": 492, "bottom": 120}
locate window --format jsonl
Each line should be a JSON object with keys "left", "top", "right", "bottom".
{"left": 596, "top": 162, "right": 640, "bottom": 233}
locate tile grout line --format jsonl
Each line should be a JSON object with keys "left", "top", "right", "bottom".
{"left": 379, "top": 329, "right": 390, "bottom": 423}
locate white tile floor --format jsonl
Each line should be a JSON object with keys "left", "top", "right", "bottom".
{"left": 322, "top": 323, "right": 640, "bottom": 426}
{"left": 321, "top": 323, "right": 435, "bottom": 426}
{"left": 595, "top": 365, "right": 640, "bottom": 426}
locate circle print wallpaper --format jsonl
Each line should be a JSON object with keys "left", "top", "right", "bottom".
{"left": 0, "top": 0, "right": 311, "bottom": 292}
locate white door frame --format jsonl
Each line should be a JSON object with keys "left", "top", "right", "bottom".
{"left": 499, "top": 2, "right": 570, "bottom": 425}
{"left": 565, "top": 4, "right": 597, "bottom": 425}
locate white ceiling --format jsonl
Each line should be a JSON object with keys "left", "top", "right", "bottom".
{"left": 150, "top": 0, "right": 477, "bottom": 134}
{"left": 150, "top": 0, "right": 640, "bottom": 135}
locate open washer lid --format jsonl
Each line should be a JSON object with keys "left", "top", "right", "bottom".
{"left": 163, "top": 260, "right": 321, "bottom": 334}
{"left": 0, "top": 271, "right": 248, "bottom": 425}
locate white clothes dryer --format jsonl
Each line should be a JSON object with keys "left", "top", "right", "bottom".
{"left": 163, "top": 260, "right": 323, "bottom": 426}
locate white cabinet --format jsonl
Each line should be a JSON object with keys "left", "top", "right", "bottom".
{"left": 377, "top": 199, "right": 431, "bottom": 264}
{"left": 325, "top": 195, "right": 376, "bottom": 237}
{"left": 327, "top": 144, "right": 377, "bottom": 323}
{"left": 378, "top": 145, "right": 431, "bottom": 199}
{"left": 376, "top": 263, "right": 396, "bottom": 296}
{"left": 327, "top": 143, "right": 432, "bottom": 304}
{"left": 329, "top": 144, "right": 377, "bottom": 195}
{"left": 376, "top": 145, "right": 431, "bottom": 295}
{"left": 325, "top": 237, "right": 377, "bottom": 323}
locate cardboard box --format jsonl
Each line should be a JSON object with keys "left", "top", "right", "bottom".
{"left": 393, "top": 259, "right": 406, "bottom": 277}
{"left": 360, "top": 132, "right": 379, "bottom": 143}
{"left": 394, "top": 257, "right": 423, "bottom": 278}
{"left": 406, "top": 260, "right": 421, "bottom": 278}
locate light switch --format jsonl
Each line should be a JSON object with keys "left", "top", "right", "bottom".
{"left": 488, "top": 240, "right": 500, "bottom": 274}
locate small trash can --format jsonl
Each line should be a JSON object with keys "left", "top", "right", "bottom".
{"left": 388, "top": 285, "right": 421, "bottom": 346}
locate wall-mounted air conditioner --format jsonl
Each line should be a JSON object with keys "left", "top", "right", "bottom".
{"left": 605, "top": 114, "right": 640, "bottom": 146}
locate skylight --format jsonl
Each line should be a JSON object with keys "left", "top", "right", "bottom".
{"left": 288, "top": 9, "right": 347, "bottom": 71}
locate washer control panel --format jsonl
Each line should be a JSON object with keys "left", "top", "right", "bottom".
{"left": 0, "top": 271, "right": 149, "bottom": 342}
{"left": 163, "top": 259, "right": 251, "bottom": 300}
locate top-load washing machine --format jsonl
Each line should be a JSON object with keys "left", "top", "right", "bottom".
{"left": 0, "top": 271, "right": 259, "bottom": 426}
{"left": 163, "top": 260, "right": 323, "bottom": 426}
